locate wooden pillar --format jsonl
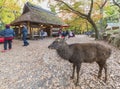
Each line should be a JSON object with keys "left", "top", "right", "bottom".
{"left": 31, "top": 28, "right": 34, "bottom": 39}
{"left": 18, "top": 25, "right": 21, "bottom": 39}
{"left": 27, "top": 21, "right": 30, "bottom": 34}
{"left": 18, "top": 25, "right": 20, "bottom": 34}
{"left": 50, "top": 28, "right": 52, "bottom": 37}
{"left": 27, "top": 21, "right": 31, "bottom": 39}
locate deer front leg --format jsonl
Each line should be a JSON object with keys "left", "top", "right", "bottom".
{"left": 97, "top": 61, "right": 104, "bottom": 79}
{"left": 103, "top": 63, "right": 107, "bottom": 82}
{"left": 71, "top": 63, "right": 75, "bottom": 79}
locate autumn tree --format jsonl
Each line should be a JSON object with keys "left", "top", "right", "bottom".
{"left": 112, "top": 0, "right": 120, "bottom": 30}
{"left": 0, "top": 0, "right": 39, "bottom": 26}
{"left": 54, "top": 0, "right": 108, "bottom": 39}
{"left": 0, "top": 0, "right": 21, "bottom": 25}
{"left": 94, "top": 0, "right": 107, "bottom": 32}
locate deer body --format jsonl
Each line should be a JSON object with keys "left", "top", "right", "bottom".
{"left": 48, "top": 38, "right": 111, "bottom": 86}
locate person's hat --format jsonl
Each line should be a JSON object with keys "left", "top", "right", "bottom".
{"left": 5, "top": 24, "right": 10, "bottom": 28}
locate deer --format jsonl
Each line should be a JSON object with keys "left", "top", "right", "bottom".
{"left": 48, "top": 38, "right": 111, "bottom": 86}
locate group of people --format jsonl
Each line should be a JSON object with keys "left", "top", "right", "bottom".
{"left": 1, "top": 25, "right": 75, "bottom": 53}
{"left": 1, "top": 24, "right": 29, "bottom": 52}
{"left": 58, "top": 29, "right": 75, "bottom": 38}
{"left": 39, "top": 30, "right": 48, "bottom": 40}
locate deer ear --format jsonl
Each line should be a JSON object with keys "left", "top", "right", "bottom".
{"left": 56, "top": 38, "right": 61, "bottom": 42}
{"left": 62, "top": 37, "right": 68, "bottom": 42}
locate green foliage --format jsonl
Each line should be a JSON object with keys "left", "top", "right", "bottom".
{"left": 72, "top": 2, "right": 82, "bottom": 10}
{"left": 105, "top": 6, "right": 119, "bottom": 17}
{"left": 0, "top": 23, "right": 5, "bottom": 30}
{"left": 59, "top": 3, "right": 70, "bottom": 12}
{"left": 49, "top": 5, "right": 56, "bottom": 13}
{"left": 113, "top": 0, "right": 120, "bottom": 10}
{"left": 105, "top": 29, "right": 119, "bottom": 35}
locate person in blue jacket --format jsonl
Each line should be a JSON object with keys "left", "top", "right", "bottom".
{"left": 1, "top": 24, "right": 15, "bottom": 52}
{"left": 21, "top": 25, "right": 29, "bottom": 46}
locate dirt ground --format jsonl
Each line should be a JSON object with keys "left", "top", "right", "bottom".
{"left": 0, "top": 35, "right": 120, "bottom": 89}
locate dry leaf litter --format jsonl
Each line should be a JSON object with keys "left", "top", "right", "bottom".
{"left": 0, "top": 35, "right": 120, "bottom": 89}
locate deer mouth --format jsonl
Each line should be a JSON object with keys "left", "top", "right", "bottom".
{"left": 48, "top": 46, "right": 55, "bottom": 49}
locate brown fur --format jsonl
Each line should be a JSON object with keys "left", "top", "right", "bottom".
{"left": 48, "top": 38, "right": 111, "bottom": 86}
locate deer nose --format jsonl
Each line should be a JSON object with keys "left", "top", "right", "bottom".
{"left": 48, "top": 45, "right": 52, "bottom": 49}
{"left": 48, "top": 46, "right": 50, "bottom": 48}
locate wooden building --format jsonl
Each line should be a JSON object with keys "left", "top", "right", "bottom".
{"left": 11, "top": 2, "right": 64, "bottom": 39}
{"left": 106, "top": 23, "right": 120, "bottom": 30}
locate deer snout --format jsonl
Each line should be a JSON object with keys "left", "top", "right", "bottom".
{"left": 48, "top": 45, "right": 51, "bottom": 49}
{"left": 48, "top": 45, "right": 53, "bottom": 49}
{"left": 48, "top": 45, "right": 56, "bottom": 49}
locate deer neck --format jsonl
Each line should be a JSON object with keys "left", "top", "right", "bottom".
{"left": 57, "top": 45, "right": 71, "bottom": 60}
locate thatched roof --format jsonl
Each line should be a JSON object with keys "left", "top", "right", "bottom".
{"left": 11, "top": 2, "right": 64, "bottom": 26}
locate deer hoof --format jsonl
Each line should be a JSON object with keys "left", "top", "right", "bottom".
{"left": 98, "top": 74, "right": 101, "bottom": 79}
{"left": 75, "top": 82, "right": 79, "bottom": 86}
{"left": 70, "top": 76, "right": 74, "bottom": 79}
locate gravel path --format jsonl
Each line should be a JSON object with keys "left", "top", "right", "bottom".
{"left": 0, "top": 35, "right": 120, "bottom": 89}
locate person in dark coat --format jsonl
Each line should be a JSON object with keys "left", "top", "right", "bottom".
{"left": 1, "top": 24, "right": 15, "bottom": 52}
{"left": 40, "top": 29, "right": 44, "bottom": 40}
{"left": 21, "top": 25, "right": 29, "bottom": 46}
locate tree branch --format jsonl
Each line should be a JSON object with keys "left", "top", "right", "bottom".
{"left": 67, "top": 16, "right": 81, "bottom": 24}
{"left": 95, "top": 0, "right": 107, "bottom": 9}
{"left": 95, "top": 2, "right": 101, "bottom": 8}
{"left": 113, "top": 0, "right": 120, "bottom": 9}
{"left": 101, "top": 0, "right": 107, "bottom": 8}
{"left": 88, "top": 0, "right": 93, "bottom": 16}
{"left": 55, "top": 0, "right": 88, "bottom": 19}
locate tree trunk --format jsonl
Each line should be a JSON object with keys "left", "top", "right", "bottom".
{"left": 87, "top": 17, "right": 99, "bottom": 39}
{"left": 100, "top": 8, "right": 103, "bottom": 31}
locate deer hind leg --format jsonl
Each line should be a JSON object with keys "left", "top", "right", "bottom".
{"left": 75, "top": 63, "right": 81, "bottom": 86}
{"left": 103, "top": 63, "right": 107, "bottom": 82}
{"left": 71, "top": 63, "right": 76, "bottom": 79}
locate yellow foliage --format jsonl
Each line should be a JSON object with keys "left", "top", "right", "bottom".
{"left": 0, "top": 0, "right": 21, "bottom": 24}
{"left": 4, "top": 0, "right": 20, "bottom": 11}
{"left": 92, "top": 13, "right": 102, "bottom": 22}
